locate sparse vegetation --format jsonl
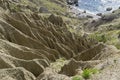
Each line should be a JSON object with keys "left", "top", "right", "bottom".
{"left": 90, "top": 33, "right": 108, "bottom": 43}
{"left": 72, "top": 68, "right": 99, "bottom": 80}
{"left": 72, "top": 75, "right": 82, "bottom": 80}
{"left": 82, "top": 68, "right": 99, "bottom": 79}
{"left": 89, "top": 29, "right": 120, "bottom": 49}
{"left": 50, "top": 58, "right": 68, "bottom": 72}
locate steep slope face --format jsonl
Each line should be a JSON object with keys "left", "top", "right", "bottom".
{"left": 0, "top": 8, "right": 118, "bottom": 80}
{"left": 0, "top": 11, "right": 98, "bottom": 79}
{"left": 59, "top": 43, "right": 119, "bottom": 75}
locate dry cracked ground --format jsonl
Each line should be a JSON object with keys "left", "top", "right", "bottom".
{"left": 0, "top": 0, "right": 120, "bottom": 80}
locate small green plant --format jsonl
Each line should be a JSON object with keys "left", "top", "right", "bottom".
{"left": 72, "top": 75, "right": 82, "bottom": 80}
{"left": 82, "top": 68, "right": 99, "bottom": 79}
{"left": 82, "top": 69, "right": 91, "bottom": 79}
{"left": 90, "top": 33, "right": 108, "bottom": 43}
{"left": 94, "top": 34, "right": 107, "bottom": 43}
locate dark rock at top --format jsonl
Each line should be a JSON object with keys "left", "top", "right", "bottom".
{"left": 86, "top": 15, "right": 93, "bottom": 18}
{"left": 39, "top": 7, "right": 49, "bottom": 13}
{"left": 75, "top": 3, "right": 79, "bottom": 6}
{"left": 66, "top": 0, "right": 78, "bottom": 5}
{"left": 96, "top": 13, "right": 102, "bottom": 16}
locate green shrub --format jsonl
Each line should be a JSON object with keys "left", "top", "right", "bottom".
{"left": 82, "top": 69, "right": 91, "bottom": 79}
{"left": 82, "top": 68, "right": 98, "bottom": 79}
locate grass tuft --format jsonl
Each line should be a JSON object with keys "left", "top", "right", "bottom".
{"left": 82, "top": 68, "right": 99, "bottom": 79}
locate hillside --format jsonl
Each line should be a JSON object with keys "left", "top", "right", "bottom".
{"left": 0, "top": 0, "right": 120, "bottom": 80}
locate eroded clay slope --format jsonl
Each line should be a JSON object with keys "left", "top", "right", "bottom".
{"left": 0, "top": 4, "right": 119, "bottom": 80}
{"left": 0, "top": 11, "right": 98, "bottom": 80}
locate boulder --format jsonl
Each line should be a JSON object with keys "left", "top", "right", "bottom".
{"left": 48, "top": 14, "right": 65, "bottom": 26}
{"left": 39, "top": 7, "right": 49, "bottom": 13}
{"left": 83, "top": 10, "right": 86, "bottom": 13}
{"left": 96, "top": 13, "right": 102, "bottom": 16}
{"left": 101, "top": 14, "right": 116, "bottom": 21}
{"left": 106, "top": 7, "right": 112, "bottom": 11}
{"left": 86, "top": 15, "right": 93, "bottom": 18}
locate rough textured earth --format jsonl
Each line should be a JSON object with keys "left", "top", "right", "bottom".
{"left": 0, "top": 67, "right": 36, "bottom": 80}
{"left": 0, "top": 0, "right": 120, "bottom": 80}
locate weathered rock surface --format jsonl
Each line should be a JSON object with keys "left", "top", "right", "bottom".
{"left": 39, "top": 7, "right": 49, "bottom": 13}
{"left": 0, "top": 67, "right": 36, "bottom": 80}
{"left": 36, "top": 68, "right": 71, "bottom": 80}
